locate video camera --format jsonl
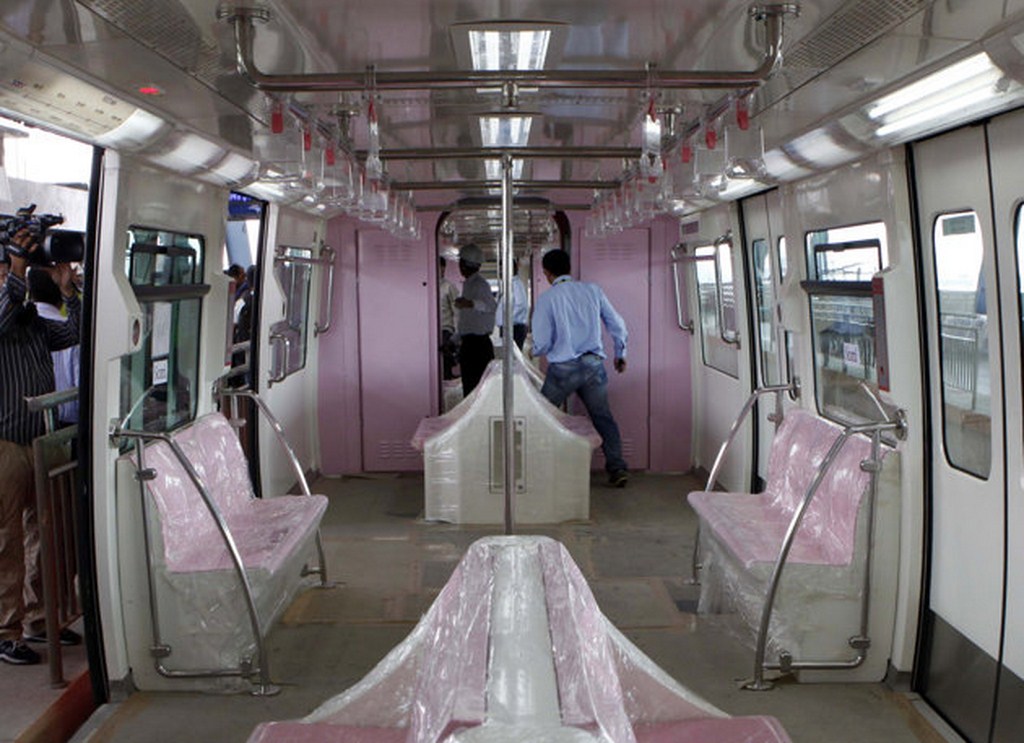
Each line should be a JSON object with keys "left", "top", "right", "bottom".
{"left": 0, "top": 203, "right": 85, "bottom": 266}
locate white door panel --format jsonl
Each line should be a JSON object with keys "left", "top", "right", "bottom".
{"left": 987, "top": 109, "right": 1024, "bottom": 683}
{"left": 914, "top": 125, "right": 1004, "bottom": 657}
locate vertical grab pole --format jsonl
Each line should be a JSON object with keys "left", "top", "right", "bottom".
{"left": 501, "top": 153, "right": 515, "bottom": 535}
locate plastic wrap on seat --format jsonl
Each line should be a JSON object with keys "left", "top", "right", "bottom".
{"left": 248, "top": 536, "right": 792, "bottom": 743}
{"left": 124, "top": 413, "right": 327, "bottom": 687}
{"left": 687, "top": 410, "right": 901, "bottom": 681}
{"left": 412, "top": 360, "right": 600, "bottom": 524}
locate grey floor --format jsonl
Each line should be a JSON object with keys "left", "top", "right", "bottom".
{"left": 70, "top": 472, "right": 943, "bottom": 743}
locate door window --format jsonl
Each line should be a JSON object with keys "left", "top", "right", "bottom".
{"left": 932, "top": 210, "right": 991, "bottom": 477}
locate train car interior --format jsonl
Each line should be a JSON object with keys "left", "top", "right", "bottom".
{"left": 1, "top": 1, "right": 1024, "bottom": 742}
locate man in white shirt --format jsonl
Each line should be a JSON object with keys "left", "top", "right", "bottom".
{"left": 453, "top": 243, "right": 497, "bottom": 396}
{"left": 438, "top": 256, "right": 459, "bottom": 380}
{"left": 495, "top": 258, "right": 529, "bottom": 350}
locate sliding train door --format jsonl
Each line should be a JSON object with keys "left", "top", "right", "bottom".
{"left": 913, "top": 110, "right": 1024, "bottom": 742}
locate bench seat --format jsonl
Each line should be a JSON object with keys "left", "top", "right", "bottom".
{"left": 118, "top": 412, "right": 327, "bottom": 690}
{"left": 247, "top": 536, "right": 792, "bottom": 743}
{"left": 412, "top": 359, "right": 600, "bottom": 524}
{"left": 687, "top": 409, "right": 900, "bottom": 682}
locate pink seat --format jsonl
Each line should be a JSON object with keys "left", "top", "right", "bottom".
{"left": 247, "top": 536, "right": 792, "bottom": 743}
{"left": 688, "top": 410, "right": 875, "bottom": 568}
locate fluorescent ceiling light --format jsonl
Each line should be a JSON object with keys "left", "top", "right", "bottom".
{"left": 95, "top": 108, "right": 169, "bottom": 150}
{"left": 146, "top": 131, "right": 224, "bottom": 174}
{"left": 201, "top": 151, "right": 259, "bottom": 187}
{"left": 485, "top": 158, "right": 525, "bottom": 181}
{"left": 479, "top": 115, "right": 533, "bottom": 147}
{"left": 715, "top": 177, "right": 766, "bottom": 200}
{"left": 760, "top": 148, "right": 811, "bottom": 181}
{"left": 786, "top": 128, "right": 858, "bottom": 168}
{"left": 469, "top": 28, "right": 551, "bottom": 70}
{"left": 866, "top": 52, "right": 1020, "bottom": 139}
{"left": 867, "top": 54, "right": 996, "bottom": 120}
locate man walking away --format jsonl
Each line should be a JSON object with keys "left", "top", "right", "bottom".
{"left": 531, "top": 248, "right": 629, "bottom": 487}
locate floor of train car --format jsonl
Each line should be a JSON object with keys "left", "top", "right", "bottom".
{"left": 57, "top": 471, "right": 944, "bottom": 743}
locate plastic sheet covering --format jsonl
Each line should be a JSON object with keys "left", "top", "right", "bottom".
{"left": 688, "top": 410, "right": 899, "bottom": 670}
{"left": 248, "top": 536, "right": 792, "bottom": 743}
{"left": 412, "top": 359, "right": 600, "bottom": 524}
{"left": 131, "top": 413, "right": 327, "bottom": 686}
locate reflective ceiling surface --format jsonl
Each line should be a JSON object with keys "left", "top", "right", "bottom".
{"left": 0, "top": 0, "right": 1022, "bottom": 216}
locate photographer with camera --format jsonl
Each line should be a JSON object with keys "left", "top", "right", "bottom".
{"left": 0, "top": 225, "right": 81, "bottom": 666}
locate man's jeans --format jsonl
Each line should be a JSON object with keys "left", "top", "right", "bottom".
{"left": 541, "top": 354, "right": 627, "bottom": 474}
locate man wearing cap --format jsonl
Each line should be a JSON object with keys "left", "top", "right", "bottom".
{"left": 453, "top": 243, "right": 497, "bottom": 396}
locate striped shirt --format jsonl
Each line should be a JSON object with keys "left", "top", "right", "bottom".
{"left": 0, "top": 272, "right": 81, "bottom": 445}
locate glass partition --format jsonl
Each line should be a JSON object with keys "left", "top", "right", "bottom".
{"left": 269, "top": 245, "right": 314, "bottom": 384}
{"left": 694, "top": 241, "right": 739, "bottom": 377}
{"left": 119, "top": 227, "right": 208, "bottom": 433}
{"left": 802, "top": 222, "right": 887, "bottom": 424}
{"left": 752, "top": 238, "right": 782, "bottom": 385}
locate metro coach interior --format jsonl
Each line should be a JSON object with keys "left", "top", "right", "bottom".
{"left": 1, "top": 1, "right": 1024, "bottom": 742}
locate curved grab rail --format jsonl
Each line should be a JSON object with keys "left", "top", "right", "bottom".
{"left": 690, "top": 379, "right": 799, "bottom": 583}
{"left": 744, "top": 412, "right": 907, "bottom": 690}
{"left": 313, "top": 245, "right": 336, "bottom": 337}
{"left": 670, "top": 244, "right": 695, "bottom": 334}
{"left": 113, "top": 428, "right": 277, "bottom": 695}
{"left": 217, "top": 387, "right": 330, "bottom": 586}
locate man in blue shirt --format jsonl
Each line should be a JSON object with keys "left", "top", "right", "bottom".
{"left": 531, "top": 248, "right": 629, "bottom": 487}
{"left": 454, "top": 243, "right": 497, "bottom": 396}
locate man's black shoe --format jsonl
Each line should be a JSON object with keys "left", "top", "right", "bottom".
{"left": 609, "top": 470, "right": 628, "bottom": 488}
{"left": 0, "top": 639, "right": 41, "bottom": 665}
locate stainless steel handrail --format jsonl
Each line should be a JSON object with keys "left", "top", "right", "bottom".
{"left": 744, "top": 411, "right": 907, "bottom": 690}
{"left": 222, "top": 5, "right": 791, "bottom": 92}
{"left": 113, "top": 427, "right": 279, "bottom": 696}
{"left": 217, "top": 387, "right": 331, "bottom": 587}
{"left": 313, "top": 245, "right": 336, "bottom": 337}
{"left": 670, "top": 244, "right": 695, "bottom": 334}
{"left": 690, "top": 380, "right": 799, "bottom": 583}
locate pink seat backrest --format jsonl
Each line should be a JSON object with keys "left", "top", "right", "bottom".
{"left": 763, "top": 410, "right": 877, "bottom": 563}
{"left": 140, "top": 413, "right": 255, "bottom": 565}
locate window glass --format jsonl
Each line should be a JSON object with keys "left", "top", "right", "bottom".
{"left": 804, "top": 222, "right": 886, "bottom": 424}
{"left": 753, "top": 238, "right": 781, "bottom": 385}
{"left": 935, "top": 210, "right": 990, "bottom": 477}
{"left": 694, "top": 242, "right": 739, "bottom": 377}
{"left": 119, "top": 227, "right": 206, "bottom": 433}
{"left": 269, "top": 246, "right": 313, "bottom": 384}
{"left": 778, "top": 235, "right": 788, "bottom": 280}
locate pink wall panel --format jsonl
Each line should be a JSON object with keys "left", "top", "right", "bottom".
{"left": 575, "top": 222, "right": 651, "bottom": 471}
{"left": 357, "top": 228, "right": 436, "bottom": 471}
{"left": 319, "top": 218, "right": 363, "bottom": 475}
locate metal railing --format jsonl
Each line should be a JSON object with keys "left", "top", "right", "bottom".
{"left": 690, "top": 379, "right": 800, "bottom": 583}
{"left": 744, "top": 402, "right": 907, "bottom": 690}
{"left": 216, "top": 386, "right": 331, "bottom": 588}
{"left": 117, "top": 427, "right": 278, "bottom": 695}
{"left": 26, "top": 387, "right": 82, "bottom": 688}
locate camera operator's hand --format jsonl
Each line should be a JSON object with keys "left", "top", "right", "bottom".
{"left": 46, "top": 262, "right": 76, "bottom": 299}
{"left": 7, "top": 228, "right": 38, "bottom": 279}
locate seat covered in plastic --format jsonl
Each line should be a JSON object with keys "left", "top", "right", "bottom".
{"left": 686, "top": 408, "right": 900, "bottom": 682}
{"left": 119, "top": 412, "right": 327, "bottom": 688}
{"left": 248, "top": 536, "right": 792, "bottom": 743}
{"left": 412, "top": 358, "right": 601, "bottom": 524}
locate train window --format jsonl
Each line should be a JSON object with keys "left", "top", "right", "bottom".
{"left": 802, "top": 222, "right": 887, "bottom": 425}
{"left": 753, "top": 238, "right": 782, "bottom": 385}
{"left": 778, "top": 236, "right": 788, "bottom": 280}
{"left": 119, "top": 227, "right": 208, "bottom": 434}
{"left": 933, "top": 210, "right": 990, "bottom": 478}
{"left": 268, "top": 245, "right": 313, "bottom": 384}
{"left": 694, "top": 240, "right": 739, "bottom": 377}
